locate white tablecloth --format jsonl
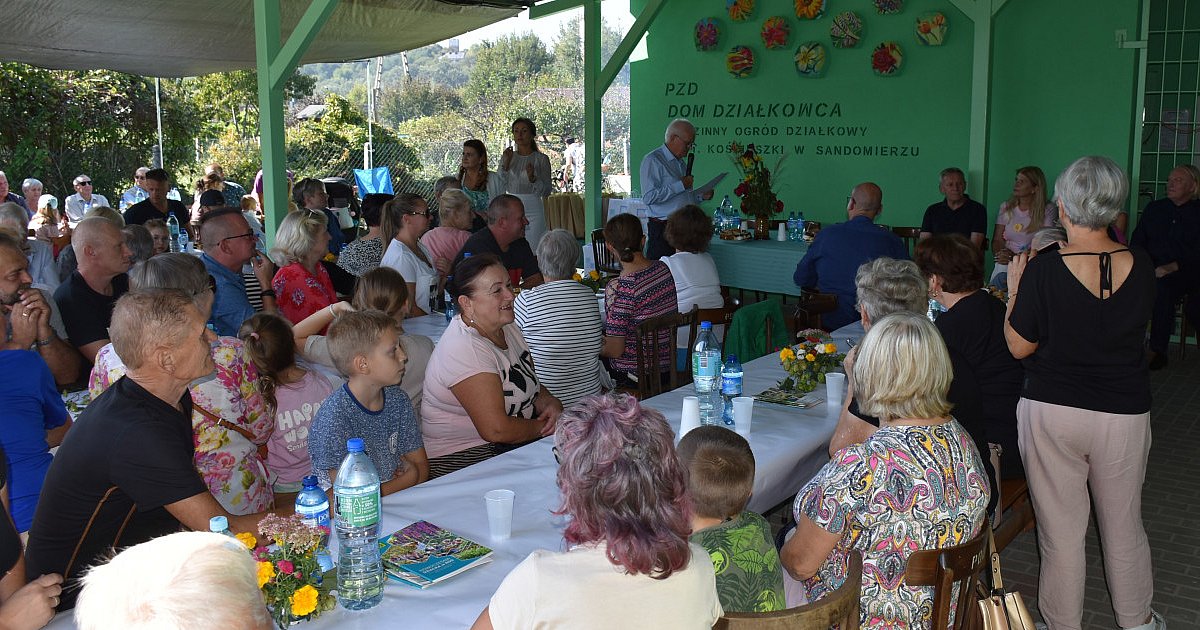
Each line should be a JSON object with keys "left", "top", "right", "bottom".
{"left": 46, "top": 351, "right": 839, "bottom": 630}
{"left": 403, "top": 313, "right": 451, "bottom": 345}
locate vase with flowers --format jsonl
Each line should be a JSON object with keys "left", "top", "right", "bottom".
{"left": 778, "top": 329, "right": 845, "bottom": 393}
{"left": 729, "top": 141, "right": 785, "bottom": 239}
{"left": 240, "top": 514, "right": 337, "bottom": 628}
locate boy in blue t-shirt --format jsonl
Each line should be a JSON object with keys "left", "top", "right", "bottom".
{"left": 307, "top": 310, "right": 427, "bottom": 495}
{"left": 677, "top": 426, "right": 785, "bottom": 613}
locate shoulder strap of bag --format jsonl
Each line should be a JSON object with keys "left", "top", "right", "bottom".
{"left": 193, "top": 403, "right": 258, "bottom": 444}
{"left": 987, "top": 527, "right": 1004, "bottom": 592}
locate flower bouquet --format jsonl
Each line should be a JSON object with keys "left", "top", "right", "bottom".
{"left": 242, "top": 514, "right": 337, "bottom": 628}
{"left": 728, "top": 142, "right": 785, "bottom": 239}
{"left": 778, "top": 328, "right": 845, "bottom": 393}
{"left": 573, "top": 269, "right": 605, "bottom": 292}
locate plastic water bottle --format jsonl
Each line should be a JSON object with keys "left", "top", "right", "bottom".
{"left": 296, "top": 475, "right": 334, "bottom": 573}
{"left": 178, "top": 228, "right": 191, "bottom": 253}
{"left": 692, "top": 321, "right": 723, "bottom": 426}
{"left": 795, "top": 210, "right": 807, "bottom": 241}
{"left": 444, "top": 277, "right": 457, "bottom": 322}
{"left": 720, "top": 354, "right": 743, "bottom": 426}
{"left": 208, "top": 515, "right": 235, "bottom": 538}
{"left": 333, "top": 438, "right": 384, "bottom": 610}
{"left": 713, "top": 203, "right": 725, "bottom": 236}
{"left": 719, "top": 195, "right": 735, "bottom": 231}
{"left": 166, "top": 214, "right": 180, "bottom": 253}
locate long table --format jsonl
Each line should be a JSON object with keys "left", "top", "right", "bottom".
{"left": 46, "top": 346, "right": 838, "bottom": 630}
{"left": 707, "top": 237, "right": 809, "bottom": 297}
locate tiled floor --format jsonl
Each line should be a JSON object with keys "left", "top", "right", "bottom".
{"left": 1001, "top": 347, "right": 1200, "bottom": 629}
{"left": 764, "top": 343, "right": 1200, "bottom": 629}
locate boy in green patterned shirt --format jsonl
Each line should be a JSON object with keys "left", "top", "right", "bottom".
{"left": 678, "top": 426, "right": 785, "bottom": 613}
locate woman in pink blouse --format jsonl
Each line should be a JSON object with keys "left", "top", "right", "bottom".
{"left": 991, "top": 166, "right": 1055, "bottom": 285}
{"left": 420, "top": 188, "right": 474, "bottom": 291}
{"left": 270, "top": 209, "right": 336, "bottom": 325}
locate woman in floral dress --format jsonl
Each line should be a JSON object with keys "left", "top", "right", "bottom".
{"left": 89, "top": 254, "right": 273, "bottom": 514}
{"left": 780, "top": 312, "right": 990, "bottom": 629}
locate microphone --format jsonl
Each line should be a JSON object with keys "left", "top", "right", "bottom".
{"left": 685, "top": 152, "right": 695, "bottom": 177}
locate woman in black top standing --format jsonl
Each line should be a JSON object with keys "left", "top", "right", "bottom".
{"left": 1005, "top": 156, "right": 1161, "bottom": 630}
{"left": 916, "top": 234, "right": 1025, "bottom": 486}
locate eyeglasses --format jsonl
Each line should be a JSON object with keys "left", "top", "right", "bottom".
{"left": 552, "top": 445, "right": 561, "bottom": 465}
{"left": 193, "top": 274, "right": 217, "bottom": 297}
{"left": 220, "top": 231, "right": 256, "bottom": 245}
{"left": 77, "top": 181, "right": 92, "bottom": 186}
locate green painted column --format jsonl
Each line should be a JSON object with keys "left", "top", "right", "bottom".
{"left": 253, "top": 0, "right": 340, "bottom": 242}
{"left": 531, "top": 0, "right": 667, "bottom": 230}
{"left": 948, "top": 0, "right": 1009, "bottom": 206}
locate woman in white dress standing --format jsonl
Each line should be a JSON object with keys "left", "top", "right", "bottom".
{"left": 495, "top": 117, "right": 553, "bottom": 250}
{"left": 379, "top": 193, "right": 437, "bottom": 317}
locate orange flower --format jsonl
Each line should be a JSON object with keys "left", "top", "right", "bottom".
{"left": 290, "top": 585, "right": 319, "bottom": 617}
{"left": 256, "top": 561, "right": 275, "bottom": 588}
{"left": 235, "top": 532, "right": 256, "bottom": 549}
{"left": 805, "top": 353, "right": 816, "bottom": 362}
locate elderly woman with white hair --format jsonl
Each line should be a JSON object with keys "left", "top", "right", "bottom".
{"left": 514, "top": 229, "right": 610, "bottom": 407}
{"left": 75, "top": 531, "right": 273, "bottom": 630}
{"left": 270, "top": 209, "right": 336, "bottom": 325}
{"left": 782, "top": 312, "right": 989, "bottom": 629}
{"left": 1005, "top": 156, "right": 1161, "bottom": 630}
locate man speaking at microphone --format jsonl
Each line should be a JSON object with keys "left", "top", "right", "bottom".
{"left": 639, "top": 118, "right": 714, "bottom": 260}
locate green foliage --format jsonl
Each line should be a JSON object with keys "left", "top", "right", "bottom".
{"left": 464, "top": 34, "right": 553, "bottom": 102}
{"left": 285, "top": 94, "right": 421, "bottom": 181}
{"left": 0, "top": 63, "right": 202, "bottom": 201}
{"left": 379, "top": 79, "right": 463, "bottom": 127}
{"left": 182, "top": 69, "right": 316, "bottom": 137}
{"left": 548, "top": 16, "right": 629, "bottom": 87}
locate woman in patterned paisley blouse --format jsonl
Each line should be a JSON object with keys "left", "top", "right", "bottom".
{"left": 780, "top": 312, "right": 990, "bottom": 629}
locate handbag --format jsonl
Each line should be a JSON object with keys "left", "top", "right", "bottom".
{"left": 977, "top": 528, "right": 1036, "bottom": 630}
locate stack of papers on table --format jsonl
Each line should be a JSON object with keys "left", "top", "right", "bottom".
{"left": 380, "top": 521, "right": 493, "bottom": 589}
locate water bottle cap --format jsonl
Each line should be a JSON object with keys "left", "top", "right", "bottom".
{"left": 346, "top": 437, "right": 365, "bottom": 452}
{"left": 301, "top": 475, "right": 319, "bottom": 488}
{"left": 209, "top": 515, "right": 228, "bottom": 532}
{"left": 700, "top": 321, "right": 712, "bottom": 329}
{"left": 463, "top": 252, "right": 472, "bottom": 258}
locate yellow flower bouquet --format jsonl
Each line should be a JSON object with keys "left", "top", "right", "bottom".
{"left": 573, "top": 269, "right": 606, "bottom": 292}
{"left": 243, "top": 514, "right": 337, "bottom": 628}
{"left": 778, "top": 328, "right": 845, "bottom": 393}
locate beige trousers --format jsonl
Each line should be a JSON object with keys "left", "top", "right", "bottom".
{"left": 1016, "top": 398, "right": 1154, "bottom": 630}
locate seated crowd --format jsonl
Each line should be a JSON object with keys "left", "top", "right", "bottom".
{"left": 0, "top": 150, "right": 1174, "bottom": 630}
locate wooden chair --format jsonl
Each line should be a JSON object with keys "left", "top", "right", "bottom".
{"left": 893, "top": 226, "right": 922, "bottom": 256}
{"left": 905, "top": 528, "right": 990, "bottom": 630}
{"left": 992, "top": 477, "right": 1036, "bottom": 553}
{"left": 590, "top": 228, "right": 620, "bottom": 275}
{"left": 792, "top": 289, "right": 839, "bottom": 333}
{"left": 630, "top": 306, "right": 697, "bottom": 399}
{"left": 715, "top": 551, "right": 863, "bottom": 630}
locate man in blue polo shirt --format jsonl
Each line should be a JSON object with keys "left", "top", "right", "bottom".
{"left": 198, "top": 207, "right": 277, "bottom": 336}
{"left": 793, "top": 182, "right": 908, "bottom": 330}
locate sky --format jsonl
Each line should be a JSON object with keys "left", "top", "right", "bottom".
{"left": 444, "top": 1, "right": 634, "bottom": 49}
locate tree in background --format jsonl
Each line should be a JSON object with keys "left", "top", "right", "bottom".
{"left": 464, "top": 34, "right": 553, "bottom": 102}
{"left": 548, "top": 16, "right": 628, "bottom": 88}
{"left": 183, "top": 69, "right": 316, "bottom": 138}
{"left": 0, "top": 63, "right": 202, "bottom": 201}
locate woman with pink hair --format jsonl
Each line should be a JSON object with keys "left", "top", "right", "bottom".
{"left": 471, "top": 393, "right": 723, "bottom": 629}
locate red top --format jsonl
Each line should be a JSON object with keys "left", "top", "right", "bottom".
{"left": 272, "top": 262, "right": 336, "bottom": 325}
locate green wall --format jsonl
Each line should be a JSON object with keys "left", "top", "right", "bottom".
{"left": 630, "top": 0, "right": 1143, "bottom": 231}
{"left": 987, "top": 0, "right": 1142, "bottom": 217}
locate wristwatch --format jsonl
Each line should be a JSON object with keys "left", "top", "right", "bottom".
{"left": 34, "top": 336, "right": 54, "bottom": 347}
{"left": 260, "top": 289, "right": 277, "bottom": 299}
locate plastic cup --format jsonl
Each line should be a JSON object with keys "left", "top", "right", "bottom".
{"left": 825, "top": 372, "right": 846, "bottom": 411}
{"left": 484, "top": 489, "right": 515, "bottom": 541}
{"left": 732, "top": 396, "right": 755, "bottom": 437}
{"left": 679, "top": 396, "right": 701, "bottom": 440}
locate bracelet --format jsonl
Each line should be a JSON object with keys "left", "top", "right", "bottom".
{"left": 259, "top": 289, "right": 276, "bottom": 298}
{"left": 34, "top": 336, "right": 53, "bottom": 347}
{"left": 327, "top": 304, "right": 336, "bottom": 317}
